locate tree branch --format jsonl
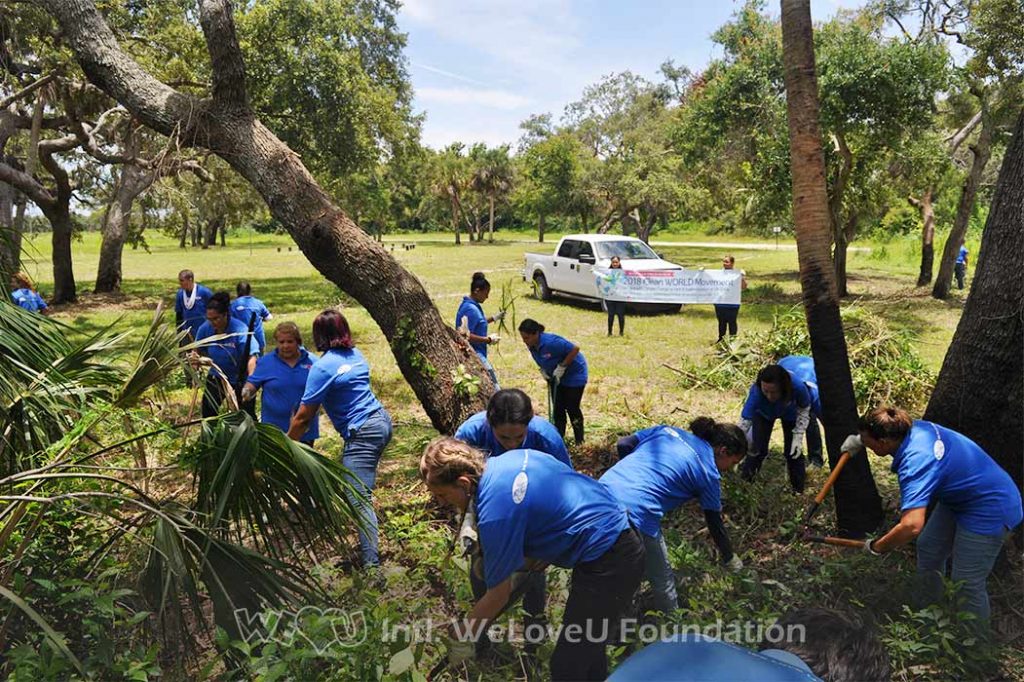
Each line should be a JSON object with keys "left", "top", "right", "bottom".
{"left": 198, "top": 0, "right": 249, "bottom": 108}
{"left": 0, "top": 159, "right": 56, "bottom": 208}
{"left": 37, "top": 133, "right": 80, "bottom": 202}
{"left": 946, "top": 110, "right": 982, "bottom": 155}
{"left": 0, "top": 73, "right": 57, "bottom": 110}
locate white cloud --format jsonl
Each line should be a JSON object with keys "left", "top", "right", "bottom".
{"left": 417, "top": 86, "right": 532, "bottom": 110}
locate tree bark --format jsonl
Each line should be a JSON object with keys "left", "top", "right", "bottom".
{"left": 538, "top": 212, "right": 545, "bottom": 243}
{"left": 909, "top": 189, "right": 935, "bottom": 286}
{"left": 488, "top": 195, "right": 495, "bottom": 242}
{"left": 933, "top": 114, "right": 994, "bottom": 299}
{"left": 925, "top": 107, "right": 1024, "bottom": 490}
{"left": 38, "top": 0, "right": 491, "bottom": 433}
{"left": 780, "top": 0, "right": 883, "bottom": 536}
{"left": 0, "top": 176, "right": 19, "bottom": 276}
{"left": 95, "top": 162, "right": 156, "bottom": 292}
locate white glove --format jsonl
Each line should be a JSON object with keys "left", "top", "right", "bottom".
{"left": 863, "top": 537, "right": 882, "bottom": 556}
{"left": 447, "top": 635, "right": 476, "bottom": 665}
{"left": 539, "top": 367, "right": 551, "bottom": 381}
{"left": 738, "top": 418, "right": 754, "bottom": 450}
{"left": 553, "top": 364, "right": 567, "bottom": 382}
{"left": 842, "top": 434, "right": 865, "bottom": 458}
{"left": 487, "top": 333, "right": 500, "bottom": 346}
{"left": 788, "top": 439, "right": 804, "bottom": 460}
{"left": 458, "top": 315, "right": 470, "bottom": 339}
{"left": 725, "top": 555, "right": 744, "bottom": 572}
{"left": 492, "top": 310, "right": 506, "bottom": 323}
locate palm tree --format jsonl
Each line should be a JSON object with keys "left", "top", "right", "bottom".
{"left": 780, "top": 0, "right": 882, "bottom": 536}
{"left": 431, "top": 144, "right": 470, "bottom": 245}
{"left": 470, "top": 145, "right": 515, "bottom": 243}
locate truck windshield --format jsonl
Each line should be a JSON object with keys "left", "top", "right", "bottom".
{"left": 596, "top": 240, "right": 659, "bottom": 260}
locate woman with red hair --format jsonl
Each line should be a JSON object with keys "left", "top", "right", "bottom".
{"left": 288, "top": 309, "right": 393, "bottom": 571}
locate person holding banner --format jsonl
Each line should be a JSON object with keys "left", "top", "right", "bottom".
{"left": 602, "top": 256, "right": 627, "bottom": 336}
{"left": 714, "top": 255, "right": 746, "bottom": 343}
{"left": 518, "top": 319, "right": 588, "bottom": 445}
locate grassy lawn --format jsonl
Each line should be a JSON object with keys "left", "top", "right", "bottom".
{"left": 16, "top": 229, "right": 1018, "bottom": 680}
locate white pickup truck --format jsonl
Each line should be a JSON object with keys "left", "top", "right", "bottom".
{"left": 523, "top": 234, "right": 685, "bottom": 311}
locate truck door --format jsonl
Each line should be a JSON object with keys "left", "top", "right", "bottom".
{"left": 550, "top": 239, "right": 580, "bottom": 291}
{"left": 567, "top": 241, "right": 597, "bottom": 295}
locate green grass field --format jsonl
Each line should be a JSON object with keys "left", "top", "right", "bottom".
{"left": 16, "top": 228, "right": 1018, "bottom": 681}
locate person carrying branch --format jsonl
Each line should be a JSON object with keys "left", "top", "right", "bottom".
{"left": 844, "top": 406, "right": 1022, "bottom": 635}
{"left": 456, "top": 272, "right": 503, "bottom": 388}
{"left": 738, "top": 362, "right": 815, "bottom": 493}
{"left": 420, "top": 437, "right": 645, "bottom": 681}
{"left": 518, "top": 318, "right": 588, "bottom": 445}
{"left": 601, "top": 418, "right": 746, "bottom": 614}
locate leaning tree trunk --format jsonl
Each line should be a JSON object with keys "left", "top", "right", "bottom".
{"left": 780, "top": 0, "right": 883, "bottom": 536}
{"left": 909, "top": 189, "right": 936, "bottom": 286}
{"left": 933, "top": 116, "right": 994, "bottom": 299}
{"left": 39, "top": 0, "right": 491, "bottom": 433}
{"left": 924, "top": 107, "right": 1024, "bottom": 490}
{"left": 95, "top": 163, "right": 156, "bottom": 293}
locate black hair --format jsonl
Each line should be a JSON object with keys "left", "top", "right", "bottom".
{"left": 236, "top": 281, "right": 252, "bottom": 297}
{"left": 208, "top": 291, "right": 231, "bottom": 316}
{"left": 486, "top": 389, "right": 534, "bottom": 427}
{"left": 470, "top": 272, "right": 490, "bottom": 294}
{"left": 690, "top": 417, "right": 746, "bottom": 457}
{"left": 756, "top": 364, "right": 793, "bottom": 404}
{"left": 518, "top": 318, "right": 545, "bottom": 334}
{"left": 858, "top": 406, "right": 913, "bottom": 442}
{"left": 761, "top": 608, "right": 890, "bottom": 682}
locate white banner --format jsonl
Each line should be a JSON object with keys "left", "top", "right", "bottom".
{"left": 594, "top": 268, "right": 742, "bottom": 304}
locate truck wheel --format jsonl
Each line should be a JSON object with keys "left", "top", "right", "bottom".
{"left": 533, "top": 273, "right": 552, "bottom": 301}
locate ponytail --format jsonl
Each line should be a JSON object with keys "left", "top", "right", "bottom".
{"left": 690, "top": 417, "right": 746, "bottom": 457}
{"left": 420, "top": 437, "right": 486, "bottom": 485}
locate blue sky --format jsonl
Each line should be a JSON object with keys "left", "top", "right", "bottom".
{"left": 398, "top": 0, "right": 868, "bottom": 149}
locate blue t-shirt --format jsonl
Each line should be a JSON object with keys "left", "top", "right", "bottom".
{"left": 456, "top": 296, "right": 489, "bottom": 358}
{"left": 956, "top": 245, "right": 968, "bottom": 264}
{"left": 476, "top": 449, "right": 629, "bottom": 588}
{"left": 777, "top": 355, "right": 821, "bottom": 416}
{"left": 231, "top": 295, "right": 272, "bottom": 351}
{"left": 300, "top": 347, "right": 383, "bottom": 438}
{"left": 529, "top": 332, "right": 588, "bottom": 387}
{"left": 741, "top": 370, "right": 812, "bottom": 422}
{"left": 175, "top": 284, "right": 213, "bottom": 339}
{"left": 248, "top": 348, "right": 319, "bottom": 441}
{"left": 600, "top": 426, "right": 722, "bottom": 538}
{"left": 11, "top": 288, "right": 47, "bottom": 312}
{"left": 195, "top": 317, "right": 260, "bottom": 386}
{"left": 609, "top": 634, "right": 820, "bottom": 681}
{"left": 891, "top": 421, "right": 1022, "bottom": 536}
{"left": 455, "top": 411, "right": 572, "bottom": 469}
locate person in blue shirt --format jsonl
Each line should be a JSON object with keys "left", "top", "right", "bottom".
{"left": 518, "top": 318, "right": 588, "bottom": 445}
{"left": 454, "top": 388, "right": 572, "bottom": 656}
{"left": 738, "top": 363, "right": 814, "bottom": 493}
{"left": 455, "top": 272, "right": 503, "bottom": 389}
{"left": 242, "top": 321, "right": 318, "bottom": 445}
{"left": 9, "top": 272, "right": 48, "bottom": 313}
{"left": 288, "top": 309, "right": 393, "bottom": 570}
{"left": 954, "top": 243, "right": 969, "bottom": 290}
{"left": 713, "top": 255, "right": 746, "bottom": 343}
{"left": 601, "top": 418, "right": 746, "bottom": 614}
{"left": 174, "top": 269, "right": 213, "bottom": 341}
{"left": 844, "top": 406, "right": 1023, "bottom": 631}
{"left": 193, "top": 291, "right": 259, "bottom": 419}
{"left": 777, "top": 355, "right": 824, "bottom": 468}
{"left": 232, "top": 281, "right": 273, "bottom": 352}
{"left": 609, "top": 607, "right": 891, "bottom": 682}
{"left": 420, "top": 437, "right": 645, "bottom": 681}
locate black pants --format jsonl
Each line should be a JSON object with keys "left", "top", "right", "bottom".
{"left": 954, "top": 262, "right": 966, "bottom": 289}
{"left": 714, "top": 305, "right": 739, "bottom": 341}
{"left": 554, "top": 384, "right": 585, "bottom": 445}
{"left": 806, "top": 414, "right": 823, "bottom": 465}
{"left": 605, "top": 300, "right": 626, "bottom": 335}
{"left": 470, "top": 561, "right": 547, "bottom": 653}
{"left": 201, "top": 373, "right": 256, "bottom": 419}
{"left": 550, "top": 527, "right": 646, "bottom": 682}
{"left": 740, "top": 414, "right": 806, "bottom": 492}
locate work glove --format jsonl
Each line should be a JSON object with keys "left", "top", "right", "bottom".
{"left": 487, "top": 333, "right": 500, "bottom": 346}
{"left": 788, "top": 440, "right": 804, "bottom": 460}
{"left": 552, "top": 365, "right": 567, "bottom": 382}
{"left": 459, "top": 500, "right": 479, "bottom": 558}
{"left": 539, "top": 367, "right": 551, "bottom": 381}
{"left": 737, "top": 418, "right": 754, "bottom": 451}
{"left": 842, "top": 434, "right": 866, "bottom": 458}
{"left": 492, "top": 310, "right": 506, "bottom": 323}
{"left": 725, "top": 555, "right": 744, "bottom": 572}
{"left": 458, "top": 316, "right": 470, "bottom": 339}
{"left": 863, "top": 537, "right": 882, "bottom": 556}
{"left": 446, "top": 635, "right": 476, "bottom": 665}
